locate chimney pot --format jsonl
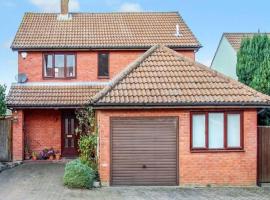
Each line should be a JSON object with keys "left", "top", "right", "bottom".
{"left": 61, "top": 0, "right": 69, "bottom": 15}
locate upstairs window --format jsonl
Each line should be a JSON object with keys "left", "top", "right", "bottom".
{"left": 98, "top": 53, "right": 109, "bottom": 78}
{"left": 43, "top": 53, "right": 76, "bottom": 78}
{"left": 191, "top": 111, "right": 243, "bottom": 151}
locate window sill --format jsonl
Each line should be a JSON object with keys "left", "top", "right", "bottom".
{"left": 43, "top": 77, "right": 76, "bottom": 80}
{"left": 190, "top": 149, "right": 245, "bottom": 153}
{"left": 98, "top": 76, "right": 110, "bottom": 79}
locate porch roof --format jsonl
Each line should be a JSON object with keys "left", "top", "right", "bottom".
{"left": 7, "top": 83, "right": 105, "bottom": 108}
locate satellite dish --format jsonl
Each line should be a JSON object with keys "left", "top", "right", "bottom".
{"left": 15, "top": 73, "right": 28, "bottom": 83}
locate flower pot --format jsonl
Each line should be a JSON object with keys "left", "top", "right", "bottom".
{"left": 32, "top": 156, "right": 37, "bottom": 161}
{"left": 49, "top": 155, "right": 54, "bottom": 160}
{"left": 93, "top": 181, "right": 101, "bottom": 188}
{"left": 55, "top": 154, "right": 61, "bottom": 160}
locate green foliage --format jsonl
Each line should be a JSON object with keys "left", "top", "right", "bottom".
{"left": 237, "top": 34, "right": 269, "bottom": 86}
{"left": 63, "top": 159, "right": 95, "bottom": 189}
{"left": 79, "top": 134, "right": 98, "bottom": 171}
{"left": 236, "top": 34, "right": 270, "bottom": 125}
{"left": 0, "top": 84, "right": 7, "bottom": 116}
{"left": 75, "top": 107, "right": 98, "bottom": 175}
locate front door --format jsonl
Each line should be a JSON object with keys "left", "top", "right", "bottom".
{"left": 62, "top": 111, "right": 79, "bottom": 157}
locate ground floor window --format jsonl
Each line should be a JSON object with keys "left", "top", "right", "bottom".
{"left": 191, "top": 111, "right": 243, "bottom": 151}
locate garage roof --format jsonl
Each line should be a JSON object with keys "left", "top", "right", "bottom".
{"left": 93, "top": 45, "right": 270, "bottom": 107}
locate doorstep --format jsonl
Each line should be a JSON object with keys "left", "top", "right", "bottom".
{"left": 260, "top": 183, "right": 270, "bottom": 187}
{"left": 23, "top": 157, "right": 76, "bottom": 164}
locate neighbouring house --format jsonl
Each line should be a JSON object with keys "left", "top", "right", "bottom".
{"left": 6, "top": 0, "right": 270, "bottom": 186}
{"left": 211, "top": 32, "right": 270, "bottom": 79}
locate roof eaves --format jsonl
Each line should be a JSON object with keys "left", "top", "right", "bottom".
{"left": 11, "top": 44, "right": 202, "bottom": 51}
{"left": 93, "top": 102, "right": 270, "bottom": 108}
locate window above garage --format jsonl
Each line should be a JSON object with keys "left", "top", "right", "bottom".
{"left": 191, "top": 111, "right": 243, "bottom": 152}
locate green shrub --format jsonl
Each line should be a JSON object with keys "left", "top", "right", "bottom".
{"left": 76, "top": 107, "right": 99, "bottom": 174}
{"left": 63, "top": 159, "right": 95, "bottom": 189}
{"left": 79, "top": 134, "right": 98, "bottom": 171}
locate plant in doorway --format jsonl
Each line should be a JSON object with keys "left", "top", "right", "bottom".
{"left": 73, "top": 107, "right": 100, "bottom": 188}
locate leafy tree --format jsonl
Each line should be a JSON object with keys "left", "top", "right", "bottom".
{"left": 237, "top": 34, "right": 270, "bottom": 87}
{"left": 236, "top": 33, "right": 270, "bottom": 125}
{"left": 0, "top": 84, "right": 7, "bottom": 116}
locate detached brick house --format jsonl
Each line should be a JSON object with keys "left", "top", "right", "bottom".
{"left": 7, "top": 0, "right": 270, "bottom": 186}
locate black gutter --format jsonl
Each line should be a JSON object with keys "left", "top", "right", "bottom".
{"left": 11, "top": 45, "right": 202, "bottom": 52}
{"left": 93, "top": 102, "right": 270, "bottom": 108}
{"left": 8, "top": 101, "right": 270, "bottom": 110}
{"left": 7, "top": 105, "right": 85, "bottom": 109}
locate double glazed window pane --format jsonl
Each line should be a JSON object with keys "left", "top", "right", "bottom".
{"left": 55, "top": 55, "right": 65, "bottom": 78}
{"left": 192, "top": 115, "right": 206, "bottom": 148}
{"left": 98, "top": 53, "right": 109, "bottom": 77}
{"left": 44, "top": 54, "right": 76, "bottom": 78}
{"left": 208, "top": 113, "right": 224, "bottom": 149}
{"left": 227, "top": 114, "right": 241, "bottom": 147}
{"left": 192, "top": 112, "right": 241, "bottom": 150}
{"left": 44, "top": 55, "right": 53, "bottom": 77}
{"left": 66, "top": 55, "right": 75, "bottom": 77}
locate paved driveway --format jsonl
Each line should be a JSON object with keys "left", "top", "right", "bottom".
{"left": 0, "top": 163, "right": 269, "bottom": 200}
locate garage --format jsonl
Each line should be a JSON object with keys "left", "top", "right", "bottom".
{"left": 111, "top": 117, "right": 178, "bottom": 186}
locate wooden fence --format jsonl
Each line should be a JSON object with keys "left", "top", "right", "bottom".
{"left": 258, "top": 126, "right": 270, "bottom": 183}
{"left": 0, "top": 117, "right": 12, "bottom": 161}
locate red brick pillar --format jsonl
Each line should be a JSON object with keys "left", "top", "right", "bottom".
{"left": 13, "top": 110, "right": 24, "bottom": 161}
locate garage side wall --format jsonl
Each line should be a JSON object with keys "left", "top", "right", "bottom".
{"left": 96, "top": 109, "right": 257, "bottom": 186}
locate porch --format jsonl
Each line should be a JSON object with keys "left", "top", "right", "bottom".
{"left": 12, "top": 109, "right": 79, "bottom": 161}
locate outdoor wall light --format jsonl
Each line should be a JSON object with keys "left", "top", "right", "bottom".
{"left": 21, "top": 52, "right": 28, "bottom": 59}
{"left": 13, "top": 110, "right": 18, "bottom": 122}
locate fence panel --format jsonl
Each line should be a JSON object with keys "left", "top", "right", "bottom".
{"left": 0, "top": 118, "right": 12, "bottom": 161}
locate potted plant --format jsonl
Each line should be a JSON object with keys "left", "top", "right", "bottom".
{"left": 48, "top": 148, "right": 55, "bottom": 160}
{"left": 93, "top": 171, "right": 101, "bottom": 188}
{"left": 32, "top": 151, "right": 37, "bottom": 160}
{"left": 55, "top": 150, "right": 61, "bottom": 160}
{"left": 40, "top": 148, "right": 49, "bottom": 160}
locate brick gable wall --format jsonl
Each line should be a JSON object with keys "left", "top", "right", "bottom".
{"left": 96, "top": 109, "right": 257, "bottom": 186}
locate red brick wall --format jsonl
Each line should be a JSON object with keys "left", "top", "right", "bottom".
{"left": 96, "top": 109, "right": 257, "bottom": 186}
{"left": 24, "top": 110, "right": 61, "bottom": 154}
{"left": 18, "top": 50, "right": 195, "bottom": 82}
{"left": 12, "top": 110, "right": 24, "bottom": 161}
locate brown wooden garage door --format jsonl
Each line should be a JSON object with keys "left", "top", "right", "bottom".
{"left": 111, "top": 117, "right": 178, "bottom": 186}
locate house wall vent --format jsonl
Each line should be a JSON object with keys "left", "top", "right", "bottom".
{"left": 175, "top": 24, "right": 181, "bottom": 37}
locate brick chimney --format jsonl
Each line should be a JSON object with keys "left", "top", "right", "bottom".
{"left": 61, "top": 0, "right": 69, "bottom": 15}
{"left": 58, "top": 0, "right": 72, "bottom": 20}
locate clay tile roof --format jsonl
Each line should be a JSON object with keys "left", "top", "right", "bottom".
{"left": 224, "top": 32, "right": 270, "bottom": 51}
{"left": 11, "top": 12, "right": 201, "bottom": 50}
{"left": 7, "top": 83, "right": 105, "bottom": 108}
{"left": 93, "top": 45, "right": 270, "bottom": 107}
